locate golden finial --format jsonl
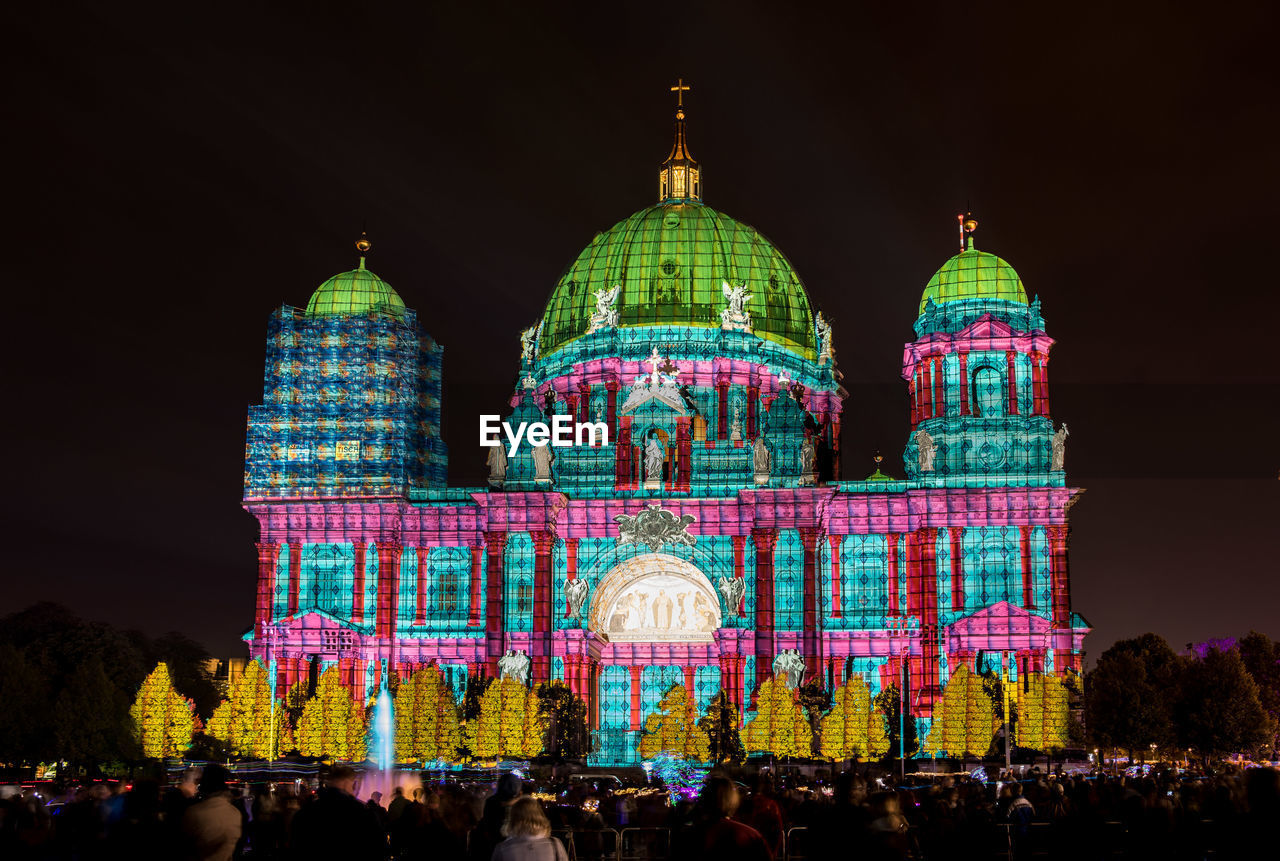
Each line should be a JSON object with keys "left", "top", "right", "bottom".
{"left": 355, "top": 231, "right": 372, "bottom": 255}
{"left": 957, "top": 212, "right": 977, "bottom": 252}
{"left": 873, "top": 451, "right": 884, "bottom": 467}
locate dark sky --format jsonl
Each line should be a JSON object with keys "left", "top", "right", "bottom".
{"left": 7, "top": 1, "right": 1277, "bottom": 660}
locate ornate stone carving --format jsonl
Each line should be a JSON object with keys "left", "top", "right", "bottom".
{"left": 532, "top": 443, "right": 553, "bottom": 483}
{"left": 730, "top": 405, "right": 743, "bottom": 442}
{"left": 498, "top": 649, "right": 530, "bottom": 686}
{"left": 643, "top": 436, "right": 665, "bottom": 483}
{"left": 620, "top": 347, "right": 686, "bottom": 414}
{"left": 614, "top": 504, "right": 697, "bottom": 551}
{"left": 720, "top": 281, "right": 752, "bottom": 332}
{"left": 1051, "top": 423, "right": 1069, "bottom": 471}
{"left": 799, "top": 436, "right": 816, "bottom": 485}
{"left": 914, "top": 429, "right": 937, "bottom": 472}
{"left": 565, "top": 577, "right": 589, "bottom": 621}
{"left": 585, "top": 284, "right": 621, "bottom": 334}
{"left": 519, "top": 321, "right": 541, "bottom": 365}
{"left": 717, "top": 575, "right": 746, "bottom": 617}
{"left": 773, "top": 648, "right": 805, "bottom": 689}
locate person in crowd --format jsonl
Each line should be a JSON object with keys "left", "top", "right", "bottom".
{"left": 673, "top": 774, "right": 771, "bottom": 861}
{"left": 289, "top": 764, "right": 388, "bottom": 859}
{"left": 386, "top": 785, "right": 409, "bottom": 826}
{"left": 470, "top": 772, "right": 523, "bottom": 861}
{"left": 491, "top": 796, "right": 567, "bottom": 861}
{"left": 181, "top": 764, "right": 243, "bottom": 861}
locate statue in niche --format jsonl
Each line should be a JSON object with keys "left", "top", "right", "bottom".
{"left": 532, "top": 443, "right": 553, "bottom": 483}
{"left": 486, "top": 443, "right": 507, "bottom": 487}
{"left": 720, "top": 281, "right": 753, "bottom": 332}
{"left": 592, "top": 395, "right": 606, "bottom": 424}
{"left": 773, "top": 649, "right": 805, "bottom": 690}
{"left": 752, "top": 437, "right": 770, "bottom": 480}
{"left": 498, "top": 649, "right": 531, "bottom": 686}
{"left": 586, "top": 284, "right": 621, "bottom": 334}
{"left": 914, "top": 429, "right": 937, "bottom": 472}
{"left": 717, "top": 576, "right": 746, "bottom": 616}
{"left": 799, "top": 435, "right": 817, "bottom": 484}
{"left": 644, "top": 436, "right": 665, "bottom": 482}
{"left": 730, "top": 405, "right": 743, "bottom": 442}
{"left": 1051, "top": 423, "right": 1070, "bottom": 470}
{"left": 565, "top": 578, "right": 588, "bottom": 621}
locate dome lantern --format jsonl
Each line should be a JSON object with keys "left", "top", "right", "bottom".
{"left": 658, "top": 78, "right": 702, "bottom": 203}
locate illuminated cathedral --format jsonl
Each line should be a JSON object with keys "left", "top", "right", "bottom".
{"left": 242, "top": 85, "right": 1089, "bottom": 763}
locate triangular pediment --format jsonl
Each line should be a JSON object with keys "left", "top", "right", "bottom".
{"left": 959, "top": 314, "right": 1017, "bottom": 339}
{"left": 947, "top": 601, "right": 1049, "bottom": 637}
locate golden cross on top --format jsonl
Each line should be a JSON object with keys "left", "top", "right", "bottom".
{"left": 670, "top": 78, "right": 691, "bottom": 107}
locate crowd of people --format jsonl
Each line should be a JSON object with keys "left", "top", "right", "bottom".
{"left": 0, "top": 762, "right": 1275, "bottom": 860}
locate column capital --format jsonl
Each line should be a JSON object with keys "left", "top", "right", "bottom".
{"left": 751, "top": 527, "right": 779, "bottom": 553}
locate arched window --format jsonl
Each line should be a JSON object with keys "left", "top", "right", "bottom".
{"left": 971, "top": 366, "right": 1004, "bottom": 417}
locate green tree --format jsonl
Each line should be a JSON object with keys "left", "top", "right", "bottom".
{"left": 1085, "top": 634, "right": 1181, "bottom": 761}
{"left": 394, "top": 666, "right": 462, "bottom": 764}
{"left": 0, "top": 644, "right": 49, "bottom": 763}
{"left": 297, "top": 666, "right": 367, "bottom": 761}
{"left": 820, "top": 676, "right": 890, "bottom": 761}
{"left": 55, "top": 655, "right": 136, "bottom": 770}
{"left": 639, "top": 685, "right": 710, "bottom": 761}
{"left": 206, "top": 659, "right": 293, "bottom": 759}
{"left": 875, "top": 684, "right": 919, "bottom": 766}
{"left": 1237, "top": 631, "right": 1280, "bottom": 757}
{"left": 130, "top": 662, "right": 195, "bottom": 759}
{"left": 536, "top": 681, "right": 591, "bottom": 763}
{"left": 744, "top": 678, "right": 813, "bottom": 758}
{"left": 698, "top": 691, "right": 746, "bottom": 765}
{"left": 464, "top": 678, "right": 544, "bottom": 761}
{"left": 1175, "top": 646, "right": 1269, "bottom": 764}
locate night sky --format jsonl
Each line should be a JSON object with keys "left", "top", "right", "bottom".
{"left": 8, "top": 2, "right": 1277, "bottom": 659}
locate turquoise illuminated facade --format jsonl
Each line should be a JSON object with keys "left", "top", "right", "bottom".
{"left": 242, "top": 104, "right": 1089, "bottom": 764}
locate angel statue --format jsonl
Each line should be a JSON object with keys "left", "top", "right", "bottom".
{"left": 498, "top": 649, "right": 531, "bottom": 686}
{"left": 586, "top": 284, "right": 621, "bottom": 334}
{"left": 486, "top": 442, "right": 507, "bottom": 487}
{"left": 773, "top": 649, "right": 805, "bottom": 690}
{"left": 717, "top": 576, "right": 746, "bottom": 617}
{"left": 815, "top": 312, "right": 834, "bottom": 364}
{"left": 644, "top": 436, "right": 665, "bottom": 483}
{"left": 752, "top": 437, "right": 770, "bottom": 482}
{"left": 519, "top": 324, "right": 539, "bottom": 364}
{"left": 565, "top": 577, "right": 589, "bottom": 621}
{"left": 1051, "top": 423, "right": 1070, "bottom": 471}
{"left": 913, "top": 429, "right": 937, "bottom": 473}
{"left": 720, "top": 281, "right": 752, "bottom": 332}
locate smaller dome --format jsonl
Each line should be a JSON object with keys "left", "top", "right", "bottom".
{"left": 919, "top": 241, "right": 1027, "bottom": 315}
{"left": 306, "top": 260, "right": 406, "bottom": 318}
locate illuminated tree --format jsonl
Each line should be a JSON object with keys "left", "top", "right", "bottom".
{"left": 820, "top": 676, "right": 889, "bottom": 761}
{"left": 394, "top": 665, "right": 462, "bottom": 764}
{"left": 698, "top": 691, "right": 746, "bottom": 764}
{"left": 1016, "top": 672, "right": 1070, "bottom": 754}
{"left": 743, "top": 677, "right": 813, "bottom": 758}
{"left": 297, "top": 666, "right": 367, "bottom": 761}
{"left": 130, "top": 662, "right": 195, "bottom": 759}
{"left": 463, "top": 678, "right": 544, "bottom": 761}
{"left": 639, "top": 684, "right": 710, "bottom": 762}
{"left": 922, "top": 665, "right": 997, "bottom": 757}
{"left": 206, "top": 659, "right": 293, "bottom": 759}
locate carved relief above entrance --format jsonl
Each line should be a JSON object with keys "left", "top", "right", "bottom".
{"left": 589, "top": 553, "right": 721, "bottom": 643}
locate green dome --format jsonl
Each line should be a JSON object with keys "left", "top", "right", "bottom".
{"left": 918, "top": 242, "right": 1028, "bottom": 315}
{"left": 538, "top": 203, "right": 816, "bottom": 359}
{"left": 306, "top": 260, "right": 406, "bottom": 318}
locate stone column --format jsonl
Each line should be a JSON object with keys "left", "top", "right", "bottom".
{"left": 287, "top": 543, "right": 301, "bottom": 616}
{"left": 1046, "top": 525, "right": 1070, "bottom": 626}
{"left": 752, "top": 529, "right": 779, "bottom": 672}
{"left": 468, "top": 544, "right": 484, "bottom": 627}
{"left": 1019, "top": 526, "right": 1035, "bottom": 610}
{"left": 1006, "top": 351, "right": 1020, "bottom": 415}
{"left": 563, "top": 538, "right": 578, "bottom": 618}
{"left": 254, "top": 541, "right": 278, "bottom": 636}
{"left": 351, "top": 540, "right": 366, "bottom": 623}
{"left": 415, "top": 545, "right": 429, "bottom": 625}
{"left": 958, "top": 351, "right": 970, "bottom": 416}
{"left": 484, "top": 531, "right": 508, "bottom": 677}
{"left": 799, "top": 527, "right": 825, "bottom": 679}
{"left": 950, "top": 528, "right": 966, "bottom": 613}
{"left": 828, "top": 534, "right": 843, "bottom": 619}
{"left": 629, "top": 665, "right": 642, "bottom": 731}
{"left": 531, "top": 531, "right": 556, "bottom": 684}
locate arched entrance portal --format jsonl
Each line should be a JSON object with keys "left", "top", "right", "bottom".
{"left": 589, "top": 553, "right": 721, "bottom": 643}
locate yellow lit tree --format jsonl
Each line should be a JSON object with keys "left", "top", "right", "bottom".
{"left": 819, "top": 675, "right": 890, "bottom": 761}
{"left": 131, "top": 662, "right": 195, "bottom": 759}
{"left": 1015, "top": 672, "right": 1071, "bottom": 753}
{"left": 206, "top": 659, "right": 293, "bottom": 759}
{"left": 639, "top": 684, "right": 711, "bottom": 762}
{"left": 464, "top": 678, "right": 544, "bottom": 761}
{"left": 743, "top": 677, "right": 813, "bottom": 758}
{"left": 394, "top": 665, "right": 462, "bottom": 764}
{"left": 297, "top": 666, "right": 367, "bottom": 761}
{"left": 922, "top": 665, "right": 999, "bottom": 757}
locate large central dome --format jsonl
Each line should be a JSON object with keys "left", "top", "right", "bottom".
{"left": 537, "top": 201, "right": 816, "bottom": 360}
